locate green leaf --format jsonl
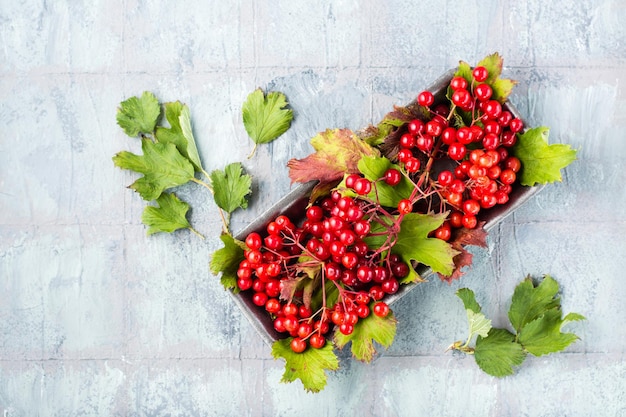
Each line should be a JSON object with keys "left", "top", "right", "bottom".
{"left": 112, "top": 139, "right": 195, "bottom": 201}
{"left": 512, "top": 127, "right": 577, "bottom": 186}
{"left": 364, "top": 212, "right": 459, "bottom": 281}
{"left": 271, "top": 338, "right": 339, "bottom": 393}
{"left": 455, "top": 288, "right": 491, "bottom": 343}
{"left": 141, "top": 192, "right": 191, "bottom": 235}
{"left": 467, "top": 310, "right": 492, "bottom": 340}
{"left": 508, "top": 275, "right": 561, "bottom": 334}
{"left": 210, "top": 234, "right": 246, "bottom": 291}
{"left": 287, "top": 128, "right": 380, "bottom": 185}
{"left": 456, "top": 288, "right": 482, "bottom": 314}
{"left": 243, "top": 89, "right": 293, "bottom": 156}
{"left": 333, "top": 307, "right": 397, "bottom": 363}
{"left": 210, "top": 162, "right": 252, "bottom": 214}
{"left": 518, "top": 308, "right": 584, "bottom": 357}
{"left": 357, "top": 155, "right": 414, "bottom": 208}
{"left": 155, "top": 101, "right": 204, "bottom": 171}
{"left": 116, "top": 91, "right": 161, "bottom": 137}
{"left": 474, "top": 328, "right": 526, "bottom": 377}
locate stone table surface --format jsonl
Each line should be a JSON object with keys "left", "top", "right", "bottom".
{"left": 1, "top": 1, "right": 625, "bottom": 416}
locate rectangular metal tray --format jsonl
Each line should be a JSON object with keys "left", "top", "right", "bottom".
{"left": 232, "top": 69, "right": 543, "bottom": 347}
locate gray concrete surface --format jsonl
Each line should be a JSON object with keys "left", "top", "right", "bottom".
{"left": 1, "top": 1, "right": 625, "bottom": 416}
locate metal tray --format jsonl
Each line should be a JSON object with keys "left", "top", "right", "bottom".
{"left": 232, "top": 69, "right": 543, "bottom": 347}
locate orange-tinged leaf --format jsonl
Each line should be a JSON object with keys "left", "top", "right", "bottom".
{"left": 287, "top": 128, "right": 379, "bottom": 185}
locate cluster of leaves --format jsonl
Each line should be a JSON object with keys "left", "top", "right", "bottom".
{"left": 114, "top": 89, "right": 293, "bottom": 236}
{"left": 450, "top": 275, "right": 585, "bottom": 377}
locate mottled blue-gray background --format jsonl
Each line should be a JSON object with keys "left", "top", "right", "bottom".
{"left": 1, "top": 1, "right": 625, "bottom": 416}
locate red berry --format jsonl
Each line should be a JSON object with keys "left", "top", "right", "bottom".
{"left": 448, "top": 142, "right": 467, "bottom": 161}
{"left": 472, "top": 66, "right": 489, "bottom": 82}
{"left": 449, "top": 211, "right": 463, "bottom": 228}
{"left": 341, "top": 252, "right": 359, "bottom": 269}
{"left": 400, "top": 133, "right": 416, "bottom": 149}
{"left": 353, "top": 220, "right": 371, "bottom": 236}
{"left": 456, "top": 127, "right": 473, "bottom": 145}
{"left": 441, "top": 127, "right": 457, "bottom": 145}
{"left": 265, "top": 298, "right": 282, "bottom": 314}
{"left": 245, "top": 232, "right": 262, "bottom": 250}
{"left": 417, "top": 91, "right": 435, "bottom": 107}
{"left": 438, "top": 170, "right": 454, "bottom": 186}
{"left": 353, "top": 178, "right": 372, "bottom": 195}
{"left": 369, "top": 286, "right": 385, "bottom": 301}
{"left": 482, "top": 100, "right": 502, "bottom": 119}
{"left": 461, "top": 214, "right": 477, "bottom": 229}
{"left": 373, "top": 302, "right": 390, "bottom": 317}
{"left": 345, "top": 174, "right": 360, "bottom": 189}
{"left": 425, "top": 120, "right": 443, "bottom": 137}
{"left": 283, "top": 315, "right": 299, "bottom": 333}
{"left": 510, "top": 118, "right": 524, "bottom": 133}
{"left": 504, "top": 156, "right": 522, "bottom": 173}
{"left": 356, "top": 304, "right": 370, "bottom": 319}
{"left": 451, "top": 89, "right": 471, "bottom": 108}
{"left": 474, "top": 83, "right": 492, "bottom": 101}
{"left": 381, "top": 278, "right": 399, "bottom": 294}
{"left": 407, "top": 119, "right": 425, "bottom": 135}
{"left": 339, "top": 323, "right": 354, "bottom": 335}
{"left": 391, "top": 261, "right": 409, "bottom": 279}
{"left": 501, "top": 131, "right": 517, "bottom": 147}
{"left": 450, "top": 76, "right": 469, "bottom": 91}
{"left": 297, "top": 322, "right": 313, "bottom": 338}
{"left": 434, "top": 222, "right": 452, "bottom": 241}
{"left": 309, "top": 333, "right": 326, "bottom": 349}
{"left": 404, "top": 157, "right": 421, "bottom": 173}
{"left": 416, "top": 135, "right": 434, "bottom": 153}
{"left": 252, "top": 292, "right": 268, "bottom": 307}
{"left": 500, "top": 168, "right": 516, "bottom": 185}
{"left": 398, "top": 199, "right": 413, "bottom": 214}
{"left": 290, "top": 337, "right": 307, "bottom": 353}
{"left": 462, "top": 199, "right": 481, "bottom": 215}
{"left": 384, "top": 168, "right": 402, "bottom": 186}
{"left": 397, "top": 148, "right": 413, "bottom": 163}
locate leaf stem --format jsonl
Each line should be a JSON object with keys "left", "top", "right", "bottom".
{"left": 190, "top": 177, "right": 214, "bottom": 193}
{"left": 247, "top": 143, "right": 258, "bottom": 159}
{"left": 188, "top": 226, "right": 205, "bottom": 240}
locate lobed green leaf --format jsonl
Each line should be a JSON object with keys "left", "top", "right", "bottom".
{"left": 365, "top": 212, "right": 459, "bottom": 280}
{"left": 210, "top": 233, "right": 246, "bottom": 291}
{"left": 142, "top": 192, "right": 191, "bottom": 235}
{"left": 271, "top": 338, "right": 339, "bottom": 393}
{"left": 210, "top": 162, "right": 252, "bottom": 214}
{"left": 112, "top": 139, "right": 195, "bottom": 201}
{"left": 243, "top": 89, "right": 293, "bottom": 154}
{"left": 517, "top": 308, "right": 582, "bottom": 357}
{"left": 116, "top": 91, "right": 161, "bottom": 137}
{"left": 508, "top": 275, "right": 561, "bottom": 334}
{"left": 456, "top": 288, "right": 482, "bottom": 314}
{"left": 155, "top": 101, "right": 204, "bottom": 172}
{"left": 333, "top": 307, "right": 397, "bottom": 363}
{"left": 474, "top": 328, "right": 526, "bottom": 377}
{"left": 512, "top": 127, "right": 578, "bottom": 186}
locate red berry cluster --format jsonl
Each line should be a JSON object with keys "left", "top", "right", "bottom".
{"left": 396, "top": 65, "right": 524, "bottom": 231}
{"left": 237, "top": 192, "right": 403, "bottom": 353}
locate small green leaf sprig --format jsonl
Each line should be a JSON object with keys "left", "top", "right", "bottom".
{"left": 114, "top": 92, "right": 260, "bottom": 236}
{"left": 449, "top": 275, "right": 585, "bottom": 377}
{"left": 114, "top": 89, "right": 292, "bottom": 236}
